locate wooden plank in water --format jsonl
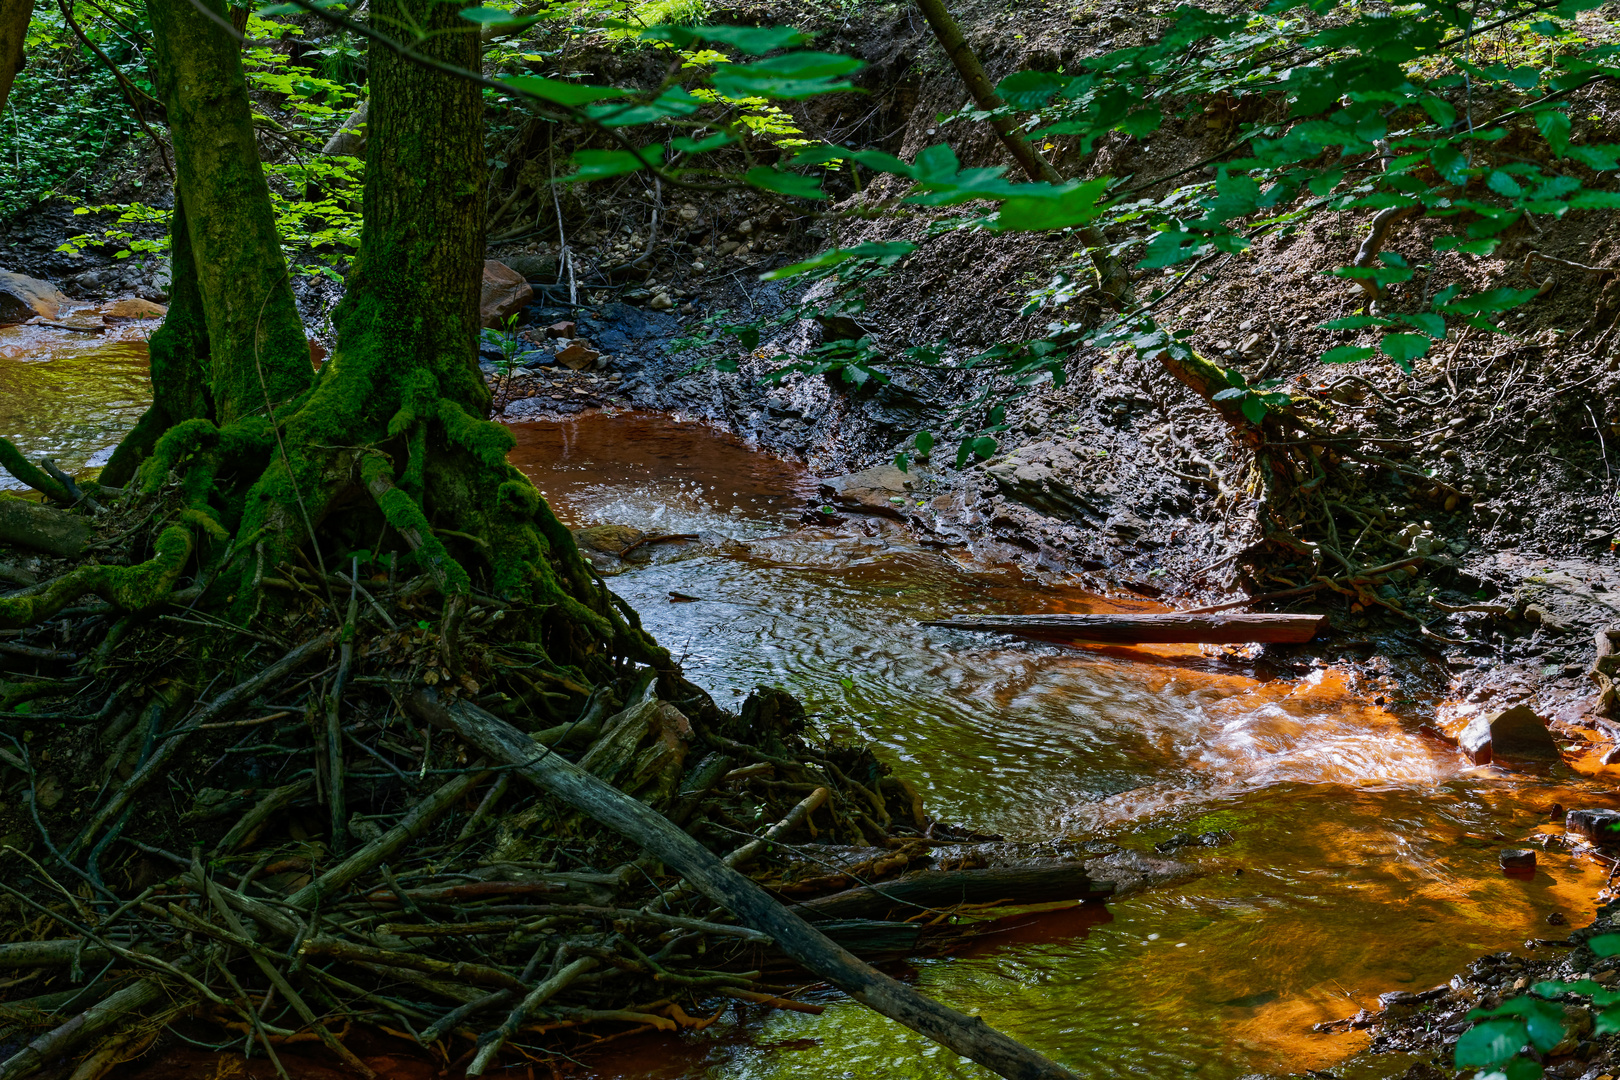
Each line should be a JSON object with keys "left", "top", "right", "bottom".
{"left": 923, "top": 612, "right": 1326, "bottom": 645}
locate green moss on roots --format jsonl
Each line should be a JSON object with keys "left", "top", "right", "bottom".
{"left": 0, "top": 524, "right": 193, "bottom": 628}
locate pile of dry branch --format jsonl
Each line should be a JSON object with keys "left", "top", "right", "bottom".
{"left": 0, "top": 494, "right": 1107, "bottom": 1080}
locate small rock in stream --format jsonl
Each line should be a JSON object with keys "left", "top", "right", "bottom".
{"left": 1499, "top": 848, "right": 1537, "bottom": 871}
{"left": 1458, "top": 703, "right": 1558, "bottom": 765}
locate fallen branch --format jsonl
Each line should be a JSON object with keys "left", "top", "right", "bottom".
{"left": 413, "top": 690, "right": 1084, "bottom": 1080}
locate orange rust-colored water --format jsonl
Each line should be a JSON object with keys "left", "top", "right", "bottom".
{"left": 8, "top": 340, "right": 1617, "bottom": 1080}
{"left": 507, "top": 413, "right": 1619, "bottom": 1080}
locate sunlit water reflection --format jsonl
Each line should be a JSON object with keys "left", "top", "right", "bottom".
{"left": 0, "top": 313, "right": 152, "bottom": 487}
{"left": 510, "top": 413, "right": 1619, "bottom": 1080}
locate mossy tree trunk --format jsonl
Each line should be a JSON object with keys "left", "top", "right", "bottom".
{"left": 144, "top": 0, "right": 310, "bottom": 424}
{"left": 81, "top": 0, "right": 666, "bottom": 694}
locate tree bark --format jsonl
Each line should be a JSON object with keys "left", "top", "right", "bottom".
{"left": 101, "top": 197, "right": 215, "bottom": 485}
{"left": 0, "top": 0, "right": 31, "bottom": 116}
{"left": 144, "top": 0, "right": 309, "bottom": 424}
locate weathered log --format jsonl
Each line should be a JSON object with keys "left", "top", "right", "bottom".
{"left": 817, "top": 918, "right": 926, "bottom": 956}
{"left": 0, "top": 940, "right": 111, "bottom": 970}
{"left": 793, "top": 863, "right": 1114, "bottom": 922}
{"left": 924, "top": 612, "right": 1326, "bottom": 645}
{"left": 412, "top": 690, "right": 1081, "bottom": 1080}
{"left": 0, "top": 978, "right": 169, "bottom": 1080}
{"left": 0, "top": 497, "right": 91, "bottom": 558}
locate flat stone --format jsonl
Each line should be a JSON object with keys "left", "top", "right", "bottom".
{"left": 547, "top": 320, "right": 576, "bottom": 339}
{"left": 554, "top": 341, "right": 600, "bottom": 371}
{"left": 820, "top": 464, "right": 922, "bottom": 518}
{"left": 0, "top": 270, "right": 66, "bottom": 324}
{"left": 1458, "top": 703, "right": 1558, "bottom": 764}
{"left": 1567, "top": 808, "right": 1620, "bottom": 846}
{"left": 102, "top": 297, "right": 167, "bottom": 320}
{"left": 480, "top": 260, "right": 534, "bottom": 329}
{"left": 572, "top": 524, "right": 645, "bottom": 555}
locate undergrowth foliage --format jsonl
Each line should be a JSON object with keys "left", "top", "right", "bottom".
{"left": 462, "top": 0, "right": 1619, "bottom": 464}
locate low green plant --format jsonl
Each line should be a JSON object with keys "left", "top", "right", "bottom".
{"left": 1456, "top": 933, "right": 1620, "bottom": 1080}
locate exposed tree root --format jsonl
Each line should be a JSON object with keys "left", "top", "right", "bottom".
{"left": 0, "top": 448, "right": 1095, "bottom": 1080}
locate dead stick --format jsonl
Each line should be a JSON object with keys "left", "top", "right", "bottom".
{"left": 286, "top": 765, "right": 490, "bottom": 910}
{"left": 651, "top": 787, "right": 830, "bottom": 911}
{"left": 716, "top": 986, "right": 826, "bottom": 1015}
{"left": 0, "top": 978, "right": 170, "bottom": 1080}
{"left": 297, "top": 937, "right": 523, "bottom": 991}
{"left": 467, "top": 956, "right": 598, "bottom": 1076}
{"left": 326, "top": 568, "right": 359, "bottom": 853}
{"left": 200, "top": 869, "right": 377, "bottom": 1079}
{"left": 70, "top": 633, "right": 335, "bottom": 858}
{"left": 414, "top": 691, "right": 1081, "bottom": 1080}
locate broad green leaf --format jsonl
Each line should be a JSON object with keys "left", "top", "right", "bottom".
{"left": 997, "top": 70, "right": 1068, "bottom": 109}
{"left": 1319, "top": 316, "right": 1389, "bottom": 330}
{"left": 671, "top": 132, "right": 735, "bottom": 154}
{"left": 1589, "top": 933, "right": 1620, "bottom": 957}
{"left": 712, "top": 52, "right": 865, "bottom": 100}
{"left": 1380, "top": 333, "right": 1431, "bottom": 370}
{"left": 1322, "top": 345, "right": 1377, "bottom": 364}
{"left": 759, "top": 241, "right": 916, "bottom": 279}
{"left": 504, "top": 75, "right": 630, "bottom": 107}
{"left": 1487, "top": 170, "right": 1523, "bottom": 197}
{"left": 567, "top": 147, "right": 664, "bottom": 181}
{"left": 744, "top": 166, "right": 825, "bottom": 199}
{"left": 1439, "top": 287, "right": 1539, "bottom": 315}
{"left": 1398, "top": 312, "right": 1447, "bottom": 338}
{"left": 1212, "top": 387, "right": 1248, "bottom": 401}
{"left": 792, "top": 146, "right": 912, "bottom": 175}
{"left": 637, "top": 23, "right": 812, "bottom": 54}
{"left": 1536, "top": 110, "right": 1573, "bottom": 156}
{"left": 1598, "top": 1006, "right": 1620, "bottom": 1036}
{"left": 1569, "top": 190, "right": 1620, "bottom": 209}
{"left": 1567, "top": 145, "right": 1620, "bottom": 171}
{"left": 587, "top": 87, "right": 701, "bottom": 126}
{"left": 1524, "top": 1000, "right": 1570, "bottom": 1053}
{"left": 992, "top": 179, "right": 1110, "bottom": 232}
{"left": 914, "top": 430, "right": 935, "bottom": 455}
{"left": 1240, "top": 395, "right": 1267, "bottom": 424}
{"left": 459, "top": 5, "right": 525, "bottom": 23}
{"left": 1455, "top": 1019, "right": 1527, "bottom": 1068}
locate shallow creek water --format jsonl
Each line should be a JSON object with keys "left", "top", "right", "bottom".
{"left": 5, "top": 331, "right": 1619, "bottom": 1080}
{"left": 509, "top": 412, "right": 1619, "bottom": 1080}
{"left": 0, "top": 317, "right": 152, "bottom": 488}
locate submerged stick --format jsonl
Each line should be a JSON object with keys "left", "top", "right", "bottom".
{"left": 414, "top": 691, "right": 1082, "bottom": 1080}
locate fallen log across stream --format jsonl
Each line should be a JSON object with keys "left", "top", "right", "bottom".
{"left": 925, "top": 612, "right": 1327, "bottom": 645}
{"left": 414, "top": 689, "right": 1087, "bottom": 1080}
{"left": 793, "top": 863, "right": 1115, "bottom": 921}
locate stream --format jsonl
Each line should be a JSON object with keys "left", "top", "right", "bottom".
{"left": 6, "top": 334, "right": 1619, "bottom": 1080}
{"left": 509, "top": 413, "right": 1615, "bottom": 1080}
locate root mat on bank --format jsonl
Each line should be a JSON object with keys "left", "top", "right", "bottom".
{"left": 0, "top": 498, "right": 1105, "bottom": 1080}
